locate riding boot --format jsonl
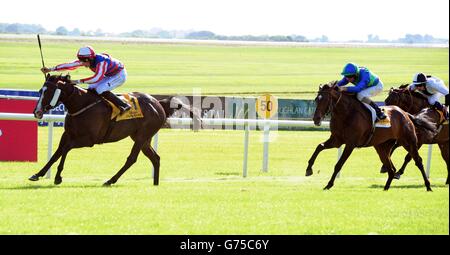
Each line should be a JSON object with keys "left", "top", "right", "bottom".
{"left": 369, "top": 101, "right": 387, "bottom": 120}
{"left": 434, "top": 101, "right": 449, "bottom": 120}
{"left": 101, "top": 91, "right": 131, "bottom": 114}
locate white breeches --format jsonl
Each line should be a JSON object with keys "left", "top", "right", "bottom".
{"left": 356, "top": 81, "right": 384, "bottom": 101}
{"left": 88, "top": 69, "right": 127, "bottom": 94}
{"left": 425, "top": 92, "right": 443, "bottom": 105}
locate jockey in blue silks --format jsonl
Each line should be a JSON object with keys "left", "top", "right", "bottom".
{"left": 337, "top": 62, "right": 387, "bottom": 120}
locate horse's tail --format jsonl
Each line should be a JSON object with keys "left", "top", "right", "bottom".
{"left": 407, "top": 112, "right": 438, "bottom": 139}
{"left": 158, "top": 97, "right": 202, "bottom": 131}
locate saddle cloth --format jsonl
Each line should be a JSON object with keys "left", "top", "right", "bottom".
{"left": 436, "top": 108, "right": 448, "bottom": 124}
{"left": 106, "top": 93, "right": 144, "bottom": 121}
{"left": 362, "top": 103, "right": 391, "bottom": 128}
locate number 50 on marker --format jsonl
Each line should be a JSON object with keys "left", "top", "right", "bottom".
{"left": 256, "top": 94, "right": 278, "bottom": 119}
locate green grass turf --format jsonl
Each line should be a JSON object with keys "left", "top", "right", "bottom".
{"left": 0, "top": 40, "right": 448, "bottom": 234}
{"left": 0, "top": 40, "right": 448, "bottom": 100}
{"left": 0, "top": 128, "right": 448, "bottom": 234}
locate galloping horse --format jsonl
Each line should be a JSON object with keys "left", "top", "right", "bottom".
{"left": 384, "top": 85, "right": 448, "bottom": 184}
{"left": 31, "top": 74, "right": 200, "bottom": 186}
{"left": 305, "top": 81, "right": 437, "bottom": 191}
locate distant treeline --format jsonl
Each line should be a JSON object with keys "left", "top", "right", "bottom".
{"left": 0, "top": 22, "right": 448, "bottom": 44}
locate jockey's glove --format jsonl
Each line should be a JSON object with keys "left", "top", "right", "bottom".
{"left": 72, "top": 79, "right": 83, "bottom": 84}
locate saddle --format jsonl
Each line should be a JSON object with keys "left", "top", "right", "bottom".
{"left": 362, "top": 103, "right": 391, "bottom": 128}
{"left": 105, "top": 93, "right": 144, "bottom": 121}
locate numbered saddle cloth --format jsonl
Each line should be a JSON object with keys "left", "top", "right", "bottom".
{"left": 106, "top": 93, "right": 144, "bottom": 121}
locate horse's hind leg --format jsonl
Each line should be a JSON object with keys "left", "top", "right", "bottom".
{"left": 394, "top": 143, "right": 423, "bottom": 180}
{"left": 323, "top": 145, "right": 354, "bottom": 190}
{"left": 401, "top": 142, "right": 432, "bottom": 191}
{"left": 438, "top": 142, "right": 449, "bottom": 184}
{"left": 306, "top": 136, "right": 341, "bottom": 176}
{"left": 103, "top": 140, "right": 145, "bottom": 186}
{"left": 141, "top": 141, "right": 161, "bottom": 186}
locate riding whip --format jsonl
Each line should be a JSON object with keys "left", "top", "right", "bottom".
{"left": 37, "top": 34, "right": 46, "bottom": 79}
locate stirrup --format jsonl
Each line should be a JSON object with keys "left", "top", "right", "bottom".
{"left": 119, "top": 104, "right": 131, "bottom": 114}
{"left": 377, "top": 113, "right": 387, "bottom": 120}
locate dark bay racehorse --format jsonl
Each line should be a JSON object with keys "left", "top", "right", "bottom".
{"left": 31, "top": 74, "right": 200, "bottom": 186}
{"left": 384, "top": 85, "right": 449, "bottom": 184}
{"left": 305, "top": 81, "right": 437, "bottom": 191}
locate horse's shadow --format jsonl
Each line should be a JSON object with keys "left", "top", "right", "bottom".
{"left": 369, "top": 183, "right": 448, "bottom": 189}
{"left": 0, "top": 183, "right": 115, "bottom": 190}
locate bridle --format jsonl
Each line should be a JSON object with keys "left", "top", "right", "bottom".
{"left": 317, "top": 86, "right": 343, "bottom": 115}
{"left": 39, "top": 78, "right": 76, "bottom": 112}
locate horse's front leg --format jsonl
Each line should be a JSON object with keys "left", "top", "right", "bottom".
{"left": 53, "top": 144, "right": 72, "bottom": 185}
{"left": 29, "top": 132, "right": 69, "bottom": 181}
{"left": 53, "top": 136, "right": 95, "bottom": 185}
{"left": 306, "top": 136, "right": 341, "bottom": 176}
{"left": 323, "top": 145, "right": 354, "bottom": 190}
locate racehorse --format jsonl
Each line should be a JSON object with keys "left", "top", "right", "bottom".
{"left": 305, "top": 81, "right": 437, "bottom": 191}
{"left": 384, "top": 85, "right": 448, "bottom": 184}
{"left": 30, "top": 74, "right": 200, "bottom": 186}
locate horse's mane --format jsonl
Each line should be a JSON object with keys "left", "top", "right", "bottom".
{"left": 319, "top": 80, "right": 370, "bottom": 120}
{"left": 45, "top": 73, "right": 73, "bottom": 85}
{"left": 398, "top": 83, "right": 409, "bottom": 89}
{"left": 321, "top": 80, "right": 339, "bottom": 88}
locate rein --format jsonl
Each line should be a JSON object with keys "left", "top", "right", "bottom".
{"left": 322, "top": 89, "right": 343, "bottom": 115}
{"left": 67, "top": 99, "right": 102, "bottom": 117}
{"left": 44, "top": 79, "right": 103, "bottom": 117}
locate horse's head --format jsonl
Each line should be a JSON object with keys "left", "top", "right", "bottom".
{"left": 313, "top": 81, "right": 340, "bottom": 126}
{"left": 384, "top": 84, "right": 429, "bottom": 114}
{"left": 384, "top": 87, "right": 404, "bottom": 107}
{"left": 33, "top": 74, "right": 73, "bottom": 119}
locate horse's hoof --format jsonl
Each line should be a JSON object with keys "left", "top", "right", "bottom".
{"left": 427, "top": 187, "right": 433, "bottom": 192}
{"left": 393, "top": 174, "right": 401, "bottom": 180}
{"left": 54, "top": 177, "right": 62, "bottom": 185}
{"left": 380, "top": 166, "right": 388, "bottom": 173}
{"left": 28, "top": 175, "right": 40, "bottom": 181}
{"left": 305, "top": 168, "right": 313, "bottom": 176}
{"left": 103, "top": 181, "right": 113, "bottom": 187}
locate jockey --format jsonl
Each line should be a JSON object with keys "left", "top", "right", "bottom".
{"left": 337, "top": 63, "right": 387, "bottom": 120}
{"left": 41, "top": 46, "right": 131, "bottom": 113}
{"left": 409, "top": 72, "right": 449, "bottom": 120}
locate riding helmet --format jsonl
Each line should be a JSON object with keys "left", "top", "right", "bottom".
{"left": 341, "top": 63, "right": 359, "bottom": 76}
{"left": 412, "top": 72, "right": 427, "bottom": 86}
{"left": 77, "top": 46, "right": 96, "bottom": 60}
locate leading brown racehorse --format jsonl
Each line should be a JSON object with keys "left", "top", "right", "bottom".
{"left": 305, "top": 81, "right": 437, "bottom": 191}
{"left": 30, "top": 74, "right": 200, "bottom": 186}
{"left": 384, "top": 85, "right": 448, "bottom": 184}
